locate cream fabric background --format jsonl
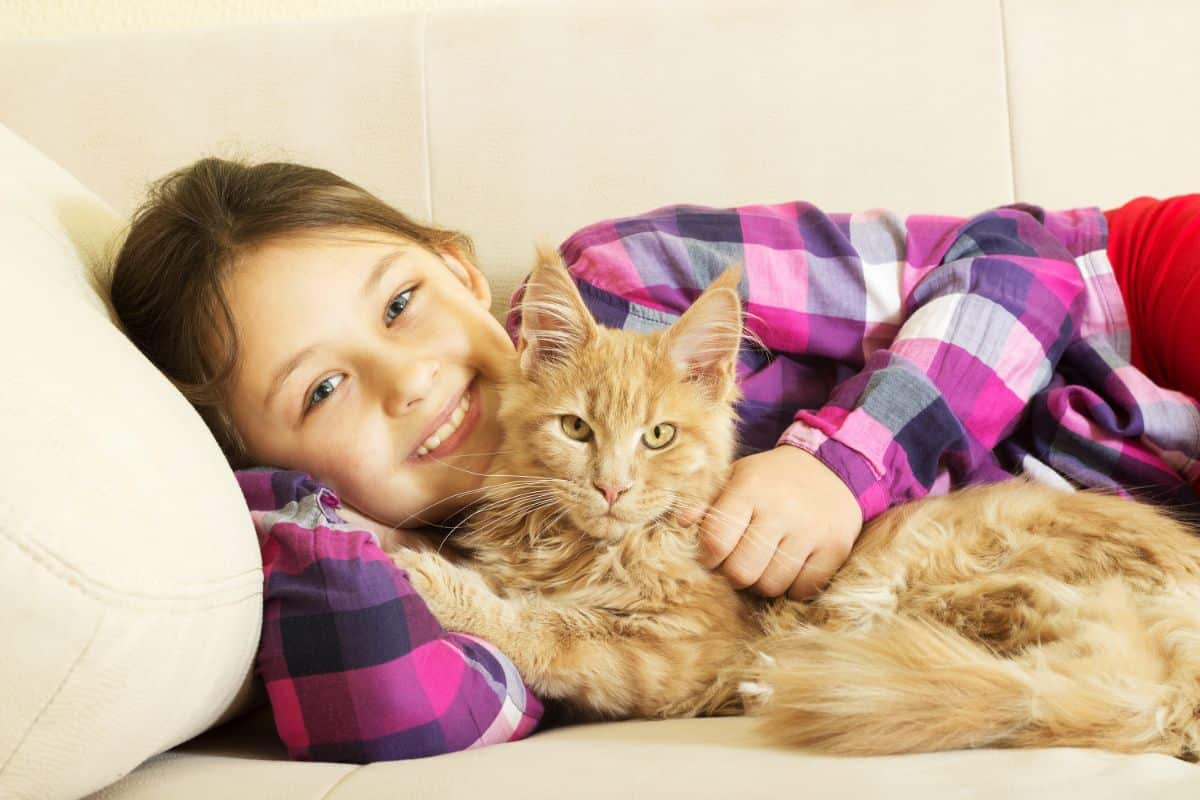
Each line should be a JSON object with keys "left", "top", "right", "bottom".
{"left": 1, "top": 0, "right": 549, "bottom": 39}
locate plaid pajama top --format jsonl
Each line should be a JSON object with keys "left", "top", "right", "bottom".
{"left": 512, "top": 200, "right": 1200, "bottom": 517}
{"left": 238, "top": 468, "right": 542, "bottom": 763}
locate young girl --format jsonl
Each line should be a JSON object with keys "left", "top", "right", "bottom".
{"left": 109, "top": 158, "right": 1200, "bottom": 763}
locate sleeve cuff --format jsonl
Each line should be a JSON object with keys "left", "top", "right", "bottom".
{"left": 777, "top": 417, "right": 892, "bottom": 521}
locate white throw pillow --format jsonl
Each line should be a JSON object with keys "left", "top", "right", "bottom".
{"left": 0, "top": 124, "right": 263, "bottom": 800}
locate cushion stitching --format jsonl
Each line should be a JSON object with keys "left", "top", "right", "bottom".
{"left": 0, "top": 531, "right": 262, "bottom": 611}
{"left": 0, "top": 611, "right": 104, "bottom": 776}
{"left": 316, "top": 764, "right": 367, "bottom": 800}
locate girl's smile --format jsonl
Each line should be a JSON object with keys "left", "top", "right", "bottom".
{"left": 409, "top": 375, "right": 482, "bottom": 462}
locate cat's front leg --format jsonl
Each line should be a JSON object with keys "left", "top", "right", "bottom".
{"left": 390, "top": 548, "right": 514, "bottom": 639}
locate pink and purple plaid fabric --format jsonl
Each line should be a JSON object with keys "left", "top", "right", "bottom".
{"left": 238, "top": 469, "right": 542, "bottom": 763}
{"left": 514, "top": 200, "right": 1200, "bottom": 518}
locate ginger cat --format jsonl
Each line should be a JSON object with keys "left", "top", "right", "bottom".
{"left": 392, "top": 249, "right": 1200, "bottom": 759}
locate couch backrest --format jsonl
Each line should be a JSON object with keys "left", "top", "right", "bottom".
{"left": 5, "top": 0, "right": 1199, "bottom": 320}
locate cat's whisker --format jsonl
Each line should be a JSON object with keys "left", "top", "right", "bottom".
{"left": 374, "top": 483, "right": 508, "bottom": 534}
{"left": 379, "top": 479, "right": 559, "bottom": 541}
{"left": 663, "top": 494, "right": 817, "bottom": 570}
{"left": 478, "top": 487, "right": 563, "bottom": 515}
{"left": 411, "top": 475, "right": 566, "bottom": 531}
{"left": 468, "top": 505, "right": 564, "bottom": 548}
{"left": 429, "top": 453, "right": 572, "bottom": 486}
{"left": 427, "top": 447, "right": 518, "bottom": 461}
{"left": 434, "top": 493, "right": 554, "bottom": 554}
{"left": 472, "top": 495, "right": 559, "bottom": 529}
{"left": 435, "top": 492, "right": 559, "bottom": 554}
{"left": 465, "top": 491, "right": 562, "bottom": 533}
{"left": 532, "top": 506, "right": 571, "bottom": 546}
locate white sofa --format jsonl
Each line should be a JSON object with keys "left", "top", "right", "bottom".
{"left": 3, "top": 2, "right": 1200, "bottom": 798}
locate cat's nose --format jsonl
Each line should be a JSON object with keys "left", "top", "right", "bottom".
{"left": 594, "top": 481, "right": 633, "bottom": 507}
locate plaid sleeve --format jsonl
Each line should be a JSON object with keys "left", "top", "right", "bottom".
{"left": 778, "top": 205, "right": 1089, "bottom": 519}
{"left": 235, "top": 468, "right": 542, "bottom": 763}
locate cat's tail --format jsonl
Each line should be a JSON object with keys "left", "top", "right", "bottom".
{"left": 745, "top": 594, "right": 1192, "bottom": 757}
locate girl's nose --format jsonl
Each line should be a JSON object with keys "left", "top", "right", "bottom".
{"left": 594, "top": 481, "right": 633, "bottom": 507}
{"left": 382, "top": 359, "right": 439, "bottom": 417}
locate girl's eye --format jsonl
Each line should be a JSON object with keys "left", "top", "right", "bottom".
{"left": 306, "top": 374, "right": 344, "bottom": 412}
{"left": 642, "top": 423, "right": 676, "bottom": 450}
{"left": 385, "top": 288, "right": 415, "bottom": 325}
{"left": 560, "top": 414, "right": 593, "bottom": 442}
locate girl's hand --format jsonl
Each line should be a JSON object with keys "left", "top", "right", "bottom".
{"left": 683, "top": 446, "right": 864, "bottom": 600}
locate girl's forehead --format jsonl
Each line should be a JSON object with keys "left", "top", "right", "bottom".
{"left": 246, "top": 229, "right": 412, "bottom": 265}
{"left": 230, "top": 232, "right": 417, "bottom": 293}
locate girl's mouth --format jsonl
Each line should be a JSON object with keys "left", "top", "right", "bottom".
{"left": 408, "top": 377, "right": 482, "bottom": 463}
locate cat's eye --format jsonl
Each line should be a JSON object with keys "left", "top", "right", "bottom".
{"left": 642, "top": 423, "right": 676, "bottom": 450}
{"left": 560, "top": 414, "right": 593, "bottom": 441}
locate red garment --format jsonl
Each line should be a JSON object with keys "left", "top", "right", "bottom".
{"left": 1104, "top": 194, "right": 1200, "bottom": 493}
{"left": 1104, "top": 195, "right": 1200, "bottom": 400}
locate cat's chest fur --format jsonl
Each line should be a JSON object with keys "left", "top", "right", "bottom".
{"left": 468, "top": 515, "right": 757, "bottom": 641}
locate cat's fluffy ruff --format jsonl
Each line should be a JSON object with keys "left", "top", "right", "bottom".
{"left": 392, "top": 248, "right": 1200, "bottom": 759}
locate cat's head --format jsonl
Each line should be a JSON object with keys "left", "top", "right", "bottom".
{"left": 496, "top": 246, "right": 743, "bottom": 542}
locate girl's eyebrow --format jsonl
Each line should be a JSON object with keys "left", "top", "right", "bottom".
{"left": 359, "top": 247, "right": 408, "bottom": 299}
{"left": 263, "top": 344, "right": 318, "bottom": 412}
{"left": 262, "top": 248, "right": 408, "bottom": 411}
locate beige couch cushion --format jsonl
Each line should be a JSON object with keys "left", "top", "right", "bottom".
{"left": 0, "top": 123, "right": 263, "bottom": 800}
{"left": 91, "top": 707, "right": 1200, "bottom": 800}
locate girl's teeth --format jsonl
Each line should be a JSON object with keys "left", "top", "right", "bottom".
{"left": 417, "top": 390, "right": 472, "bottom": 457}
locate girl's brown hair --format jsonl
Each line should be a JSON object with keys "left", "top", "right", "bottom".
{"left": 109, "top": 157, "right": 476, "bottom": 468}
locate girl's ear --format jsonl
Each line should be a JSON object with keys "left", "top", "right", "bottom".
{"left": 439, "top": 245, "right": 492, "bottom": 310}
{"left": 664, "top": 264, "right": 744, "bottom": 400}
{"left": 517, "top": 244, "right": 597, "bottom": 375}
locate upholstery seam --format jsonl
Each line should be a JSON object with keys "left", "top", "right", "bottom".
{"left": 0, "top": 610, "right": 104, "bottom": 776}
{"left": 317, "top": 764, "right": 368, "bottom": 800}
{"left": 997, "top": 0, "right": 1017, "bottom": 202}
{"left": 420, "top": 8, "right": 434, "bottom": 223}
{"left": 0, "top": 529, "right": 262, "bottom": 611}
{"left": 0, "top": 497, "right": 262, "bottom": 595}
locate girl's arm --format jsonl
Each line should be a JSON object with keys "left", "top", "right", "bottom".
{"left": 537, "top": 201, "right": 1091, "bottom": 523}
{"left": 237, "top": 468, "right": 542, "bottom": 763}
{"left": 777, "top": 205, "right": 1089, "bottom": 520}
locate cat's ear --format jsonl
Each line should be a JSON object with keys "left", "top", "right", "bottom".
{"left": 665, "top": 264, "right": 744, "bottom": 400}
{"left": 517, "top": 244, "right": 597, "bottom": 375}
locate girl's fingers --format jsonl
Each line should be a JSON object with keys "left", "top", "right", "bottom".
{"left": 750, "top": 536, "right": 812, "bottom": 598}
{"left": 696, "top": 498, "right": 751, "bottom": 570}
{"left": 673, "top": 502, "right": 706, "bottom": 527}
{"left": 717, "top": 519, "right": 781, "bottom": 590}
{"left": 786, "top": 546, "right": 846, "bottom": 600}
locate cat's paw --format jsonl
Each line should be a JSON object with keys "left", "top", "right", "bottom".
{"left": 389, "top": 548, "right": 444, "bottom": 594}
{"left": 390, "top": 549, "right": 492, "bottom": 632}
{"left": 737, "top": 650, "right": 777, "bottom": 711}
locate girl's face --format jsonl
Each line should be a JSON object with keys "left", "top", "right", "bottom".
{"left": 225, "top": 228, "right": 515, "bottom": 528}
